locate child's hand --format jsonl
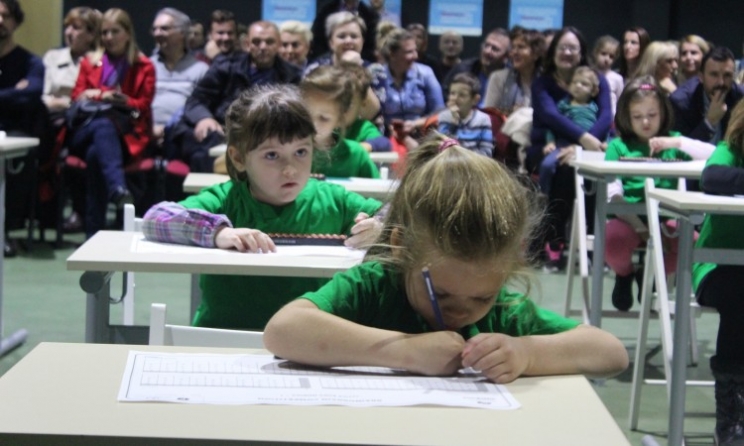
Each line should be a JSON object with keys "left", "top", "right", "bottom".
{"left": 447, "top": 100, "right": 460, "bottom": 122}
{"left": 345, "top": 213, "right": 382, "bottom": 249}
{"left": 648, "top": 136, "right": 680, "bottom": 155}
{"left": 401, "top": 331, "right": 466, "bottom": 376}
{"left": 214, "top": 227, "right": 277, "bottom": 253}
{"left": 461, "top": 333, "right": 530, "bottom": 384}
{"left": 542, "top": 142, "right": 556, "bottom": 154}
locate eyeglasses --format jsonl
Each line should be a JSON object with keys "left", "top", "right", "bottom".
{"left": 557, "top": 45, "right": 580, "bottom": 54}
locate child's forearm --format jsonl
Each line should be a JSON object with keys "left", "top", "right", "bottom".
{"left": 521, "top": 326, "right": 628, "bottom": 378}
{"left": 142, "top": 201, "right": 231, "bottom": 247}
{"left": 678, "top": 136, "right": 715, "bottom": 160}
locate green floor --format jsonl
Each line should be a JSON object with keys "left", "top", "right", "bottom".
{"left": 0, "top": 228, "right": 721, "bottom": 445}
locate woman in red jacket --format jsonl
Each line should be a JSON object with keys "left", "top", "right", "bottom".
{"left": 69, "top": 7, "right": 154, "bottom": 237}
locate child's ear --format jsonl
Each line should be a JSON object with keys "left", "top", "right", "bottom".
{"left": 473, "top": 93, "right": 481, "bottom": 106}
{"left": 227, "top": 145, "right": 245, "bottom": 172}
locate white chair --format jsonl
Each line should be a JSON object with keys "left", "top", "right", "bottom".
{"left": 120, "top": 203, "right": 143, "bottom": 326}
{"left": 563, "top": 147, "right": 641, "bottom": 323}
{"left": 149, "top": 303, "right": 264, "bottom": 348}
{"left": 628, "top": 177, "right": 713, "bottom": 431}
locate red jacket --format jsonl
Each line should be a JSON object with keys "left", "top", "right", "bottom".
{"left": 71, "top": 53, "right": 155, "bottom": 157}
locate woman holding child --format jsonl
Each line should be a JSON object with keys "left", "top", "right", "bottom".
{"left": 529, "top": 26, "right": 613, "bottom": 271}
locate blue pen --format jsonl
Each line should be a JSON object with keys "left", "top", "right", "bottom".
{"left": 421, "top": 267, "right": 446, "bottom": 330}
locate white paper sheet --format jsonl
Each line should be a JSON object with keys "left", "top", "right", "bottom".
{"left": 118, "top": 352, "right": 520, "bottom": 410}
{"left": 131, "top": 236, "right": 365, "bottom": 259}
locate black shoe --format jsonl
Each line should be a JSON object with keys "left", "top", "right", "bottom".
{"left": 110, "top": 186, "right": 133, "bottom": 208}
{"left": 635, "top": 268, "right": 645, "bottom": 304}
{"left": 4, "top": 238, "right": 17, "bottom": 258}
{"left": 611, "top": 272, "right": 634, "bottom": 311}
{"left": 62, "top": 211, "right": 83, "bottom": 233}
{"left": 711, "top": 356, "right": 744, "bottom": 446}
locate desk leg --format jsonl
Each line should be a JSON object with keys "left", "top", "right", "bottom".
{"left": 190, "top": 274, "right": 201, "bottom": 323}
{"left": 667, "top": 219, "right": 695, "bottom": 446}
{"left": 589, "top": 180, "right": 607, "bottom": 327}
{"left": 0, "top": 156, "right": 28, "bottom": 356}
{"left": 81, "top": 271, "right": 113, "bottom": 343}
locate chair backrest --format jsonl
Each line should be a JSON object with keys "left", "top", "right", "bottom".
{"left": 149, "top": 303, "right": 265, "bottom": 348}
{"left": 121, "top": 204, "right": 143, "bottom": 326}
{"left": 123, "top": 203, "right": 143, "bottom": 232}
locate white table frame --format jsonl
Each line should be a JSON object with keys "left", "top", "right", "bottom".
{"left": 645, "top": 189, "right": 744, "bottom": 446}
{"left": 0, "top": 137, "right": 39, "bottom": 357}
{"left": 573, "top": 159, "right": 705, "bottom": 327}
{"left": 66, "top": 231, "right": 364, "bottom": 345}
{"left": 0, "top": 342, "right": 631, "bottom": 445}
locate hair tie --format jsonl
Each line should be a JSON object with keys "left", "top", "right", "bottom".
{"left": 639, "top": 83, "right": 655, "bottom": 91}
{"left": 438, "top": 137, "right": 459, "bottom": 152}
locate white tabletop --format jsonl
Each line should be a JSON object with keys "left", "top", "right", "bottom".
{"left": 647, "top": 189, "right": 744, "bottom": 213}
{"left": 66, "top": 231, "right": 363, "bottom": 278}
{"left": 573, "top": 159, "right": 705, "bottom": 178}
{"left": 0, "top": 342, "right": 630, "bottom": 446}
{"left": 208, "top": 144, "right": 399, "bottom": 164}
{"left": 0, "top": 136, "right": 38, "bottom": 159}
{"left": 183, "top": 172, "right": 397, "bottom": 200}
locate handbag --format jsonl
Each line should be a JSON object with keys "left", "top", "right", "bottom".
{"left": 65, "top": 99, "right": 139, "bottom": 134}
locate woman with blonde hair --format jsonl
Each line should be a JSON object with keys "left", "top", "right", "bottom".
{"left": 635, "top": 41, "right": 679, "bottom": 95}
{"left": 678, "top": 35, "right": 710, "bottom": 85}
{"left": 66, "top": 7, "right": 155, "bottom": 237}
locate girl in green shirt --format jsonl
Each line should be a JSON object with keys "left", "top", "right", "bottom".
{"left": 265, "top": 133, "right": 628, "bottom": 384}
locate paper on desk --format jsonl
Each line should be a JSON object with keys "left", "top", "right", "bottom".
{"left": 118, "top": 352, "right": 520, "bottom": 410}
{"left": 131, "top": 236, "right": 365, "bottom": 259}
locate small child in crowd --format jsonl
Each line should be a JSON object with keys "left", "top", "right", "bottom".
{"left": 300, "top": 64, "right": 380, "bottom": 178}
{"left": 437, "top": 72, "right": 494, "bottom": 158}
{"left": 604, "top": 76, "right": 713, "bottom": 311}
{"left": 339, "top": 61, "right": 392, "bottom": 153}
{"left": 142, "top": 85, "right": 384, "bottom": 329}
{"left": 540, "top": 67, "right": 603, "bottom": 195}
{"left": 592, "top": 35, "right": 624, "bottom": 115}
{"left": 265, "top": 133, "right": 628, "bottom": 383}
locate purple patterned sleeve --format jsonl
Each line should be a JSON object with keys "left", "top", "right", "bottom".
{"left": 142, "top": 201, "right": 233, "bottom": 248}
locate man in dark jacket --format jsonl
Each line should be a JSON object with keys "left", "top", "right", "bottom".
{"left": 670, "top": 46, "right": 744, "bottom": 144}
{"left": 171, "top": 21, "right": 301, "bottom": 173}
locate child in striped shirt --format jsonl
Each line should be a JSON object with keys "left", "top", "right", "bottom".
{"left": 437, "top": 72, "right": 494, "bottom": 158}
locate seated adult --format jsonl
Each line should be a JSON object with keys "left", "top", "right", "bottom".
{"left": 378, "top": 27, "right": 444, "bottom": 148}
{"left": 279, "top": 20, "right": 312, "bottom": 70}
{"left": 406, "top": 23, "right": 438, "bottom": 70}
{"left": 150, "top": 8, "right": 208, "bottom": 145}
{"left": 310, "top": 0, "right": 378, "bottom": 62}
{"left": 617, "top": 26, "right": 650, "bottom": 81}
{"left": 529, "top": 26, "right": 612, "bottom": 272}
{"left": 670, "top": 46, "right": 744, "bottom": 144}
{"left": 442, "top": 28, "right": 510, "bottom": 103}
{"left": 194, "top": 10, "right": 237, "bottom": 65}
{"left": 635, "top": 41, "right": 679, "bottom": 95}
{"left": 677, "top": 35, "right": 709, "bottom": 86}
{"left": 187, "top": 21, "right": 205, "bottom": 52}
{"left": 483, "top": 28, "right": 545, "bottom": 113}
{"left": 432, "top": 30, "right": 463, "bottom": 83}
{"left": 42, "top": 6, "right": 101, "bottom": 233}
{"left": 67, "top": 8, "right": 155, "bottom": 238}
{"left": 0, "top": 0, "right": 48, "bottom": 256}
{"left": 173, "top": 20, "right": 301, "bottom": 173}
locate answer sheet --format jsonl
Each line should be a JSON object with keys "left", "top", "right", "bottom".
{"left": 118, "top": 352, "right": 520, "bottom": 410}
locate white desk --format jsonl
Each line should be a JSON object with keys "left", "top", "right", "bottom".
{"left": 183, "top": 172, "right": 397, "bottom": 200}
{"left": 208, "top": 143, "right": 400, "bottom": 164}
{"left": 573, "top": 159, "right": 705, "bottom": 327}
{"left": 66, "top": 231, "right": 364, "bottom": 345}
{"left": 0, "top": 136, "right": 39, "bottom": 357}
{"left": 645, "top": 189, "right": 744, "bottom": 446}
{"left": 0, "top": 342, "right": 630, "bottom": 446}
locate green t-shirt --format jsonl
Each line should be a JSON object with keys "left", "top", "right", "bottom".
{"left": 346, "top": 118, "right": 383, "bottom": 143}
{"left": 692, "top": 141, "right": 744, "bottom": 290}
{"left": 604, "top": 132, "right": 691, "bottom": 204}
{"left": 300, "top": 262, "right": 580, "bottom": 338}
{"left": 179, "top": 179, "right": 383, "bottom": 329}
{"left": 313, "top": 136, "right": 380, "bottom": 179}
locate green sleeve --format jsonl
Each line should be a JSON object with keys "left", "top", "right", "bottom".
{"left": 495, "top": 289, "right": 580, "bottom": 336}
{"left": 603, "top": 137, "right": 625, "bottom": 161}
{"left": 178, "top": 181, "right": 232, "bottom": 213}
{"left": 357, "top": 120, "right": 383, "bottom": 140}
{"left": 335, "top": 186, "right": 383, "bottom": 233}
{"left": 348, "top": 139, "right": 380, "bottom": 178}
{"left": 707, "top": 141, "right": 738, "bottom": 167}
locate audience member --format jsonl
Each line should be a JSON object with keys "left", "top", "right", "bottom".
{"left": 187, "top": 21, "right": 205, "bottom": 52}
{"left": 406, "top": 23, "right": 438, "bottom": 70}
{"left": 195, "top": 9, "right": 237, "bottom": 64}
{"left": 484, "top": 28, "right": 545, "bottom": 113}
{"left": 442, "top": 28, "right": 511, "bottom": 104}
{"left": 279, "top": 20, "right": 312, "bottom": 69}
{"left": 670, "top": 46, "right": 744, "bottom": 144}
{"left": 433, "top": 30, "right": 463, "bottom": 83}
{"left": 0, "top": 0, "right": 47, "bottom": 256}
{"left": 591, "top": 35, "right": 623, "bottom": 115}
{"left": 636, "top": 41, "right": 679, "bottom": 95}
{"left": 311, "top": 0, "right": 378, "bottom": 62}
{"left": 678, "top": 35, "right": 710, "bottom": 85}
{"left": 617, "top": 26, "right": 650, "bottom": 81}
{"left": 67, "top": 8, "right": 155, "bottom": 238}
{"left": 437, "top": 72, "right": 494, "bottom": 157}
{"left": 369, "top": 0, "right": 399, "bottom": 27}
{"left": 173, "top": 20, "right": 301, "bottom": 173}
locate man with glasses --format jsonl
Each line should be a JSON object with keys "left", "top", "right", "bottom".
{"left": 150, "top": 7, "right": 208, "bottom": 147}
{"left": 442, "top": 28, "right": 511, "bottom": 105}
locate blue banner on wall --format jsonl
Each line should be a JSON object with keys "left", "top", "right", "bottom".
{"left": 508, "top": 0, "right": 564, "bottom": 30}
{"left": 262, "top": 0, "right": 316, "bottom": 25}
{"left": 363, "top": 0, "right": 402, "bottom": 26}
{"left": 428, "top": 0, "right": 484, "bottom": 36}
